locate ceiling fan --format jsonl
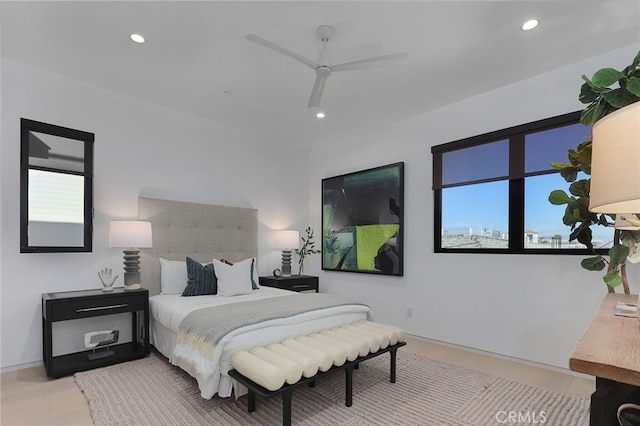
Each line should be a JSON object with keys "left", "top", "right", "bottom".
{"left": 246, "top": 25, "right": 408, "bottom": 108}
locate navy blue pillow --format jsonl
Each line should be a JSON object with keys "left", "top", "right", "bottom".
{"left": 182, "top": 257, "right": 217, "bottom": 296}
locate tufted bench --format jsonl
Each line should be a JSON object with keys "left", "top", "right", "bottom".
{"left": 228, "top": 321, "right": 406, "bottom": 426}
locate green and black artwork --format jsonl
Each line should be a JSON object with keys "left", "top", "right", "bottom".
{"left": 322, "top": 162, "right": 404, "bottom": 276}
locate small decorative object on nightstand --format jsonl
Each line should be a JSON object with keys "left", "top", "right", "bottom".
{"left": 259, "top": 275, "right": 319, "bottom": 293}
{"left": 97, "top": 268, "right": 118, "bottom": 292}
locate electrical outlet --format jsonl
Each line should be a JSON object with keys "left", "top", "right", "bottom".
{"left": 406, "top": 307, "right": 413, "bottom": 318}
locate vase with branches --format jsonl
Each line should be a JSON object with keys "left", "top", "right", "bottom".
{"left": 548, "top": 50, "right": 640, "bottom": 292}
{"left": 295, "top": 227, "right": 321, "bottom": 275}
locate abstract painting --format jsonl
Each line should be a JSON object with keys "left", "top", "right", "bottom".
{"left": 322, "top": 162, "right": 404, "bottom": 275}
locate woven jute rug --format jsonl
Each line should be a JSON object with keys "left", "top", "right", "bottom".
{"left": 75, "top": 351, "right": 589, "bottom": 425}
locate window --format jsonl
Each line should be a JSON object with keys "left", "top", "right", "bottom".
{"left": 431, "top": 111, "right": 609, "bottom": 254}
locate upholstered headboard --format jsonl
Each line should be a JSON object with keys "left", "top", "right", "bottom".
{"left": 138, "top": 197, "right": 258, "bottom": 296}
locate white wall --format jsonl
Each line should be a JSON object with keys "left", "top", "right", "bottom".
{"left": 0, "top": 59, "right": 310, "bottom": 369}
{"left": 306, "top": 44, "right": 640, "bottom": 369}
{"left": 3, "top": 45, "right": 638, "bottom": 372}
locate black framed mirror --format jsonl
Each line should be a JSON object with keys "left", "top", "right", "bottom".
{"left": 20, "top": 118, "right": 94, "bottom": 253}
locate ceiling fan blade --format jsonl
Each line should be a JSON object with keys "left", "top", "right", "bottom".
{"left": 308, "top": 74, "right": 328, "bottom": 108}
{"left": 331, "top": 52, "right": 408, "bottom": 72}
{"left": 246, "top": 33, "right": 319, "bottom": 70}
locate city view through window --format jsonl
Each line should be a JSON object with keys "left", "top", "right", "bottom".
{"left": 437, "top": 117, "right": 613, "bottom": 251}
{"left": 441, "top": 174, "right": 613, "bottom": 250}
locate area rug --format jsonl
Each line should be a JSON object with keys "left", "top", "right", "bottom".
{"left": 75, "top": 351, "right": 589, "bottom": 425}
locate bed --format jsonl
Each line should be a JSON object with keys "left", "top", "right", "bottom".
{"left": 137, "top": 197, "right": 373, "bottom": 399}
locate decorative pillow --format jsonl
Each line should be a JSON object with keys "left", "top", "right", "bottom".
{"left": 221, "top": 258, "right": 260, "bottom": 290}
{"left": 213, "top": 258, "right": 255, "bottom": 296}
{"left": 182, "top": 257, "right": 217, "bottom": 296}
{"left": 159, "top": 258, "right": 188, "bottom": 294}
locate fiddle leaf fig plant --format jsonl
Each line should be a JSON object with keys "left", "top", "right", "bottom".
{"left": 549, "top": 50, "right": 640, "bottom": 289}
{"left": 579, "top": 50, "right": 640, "bottom": 125}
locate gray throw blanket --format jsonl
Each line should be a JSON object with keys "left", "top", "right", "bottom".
{"left": 176, "top": 293, "right": 371, "bottom": 358}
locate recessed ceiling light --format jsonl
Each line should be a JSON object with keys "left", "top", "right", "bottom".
{"left": 521, "top": 19, "right": 539, "bottom": 31}
{"left": 130, "top": 34, "right": 145, "bottom": 44}
{"left": 316, "top": 112, "right": 325, "bottom": 119}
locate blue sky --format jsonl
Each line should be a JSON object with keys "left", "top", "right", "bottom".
{"left": 442, "top": 175, "right": 614, "bottom": 246}
{"left": 440, "top": 120, "right": 614, "bottom": 247}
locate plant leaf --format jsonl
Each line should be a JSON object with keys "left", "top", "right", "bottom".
{"left": 627, "top": 77, "right": 640, "bottom": 96}
{"left": 603, "top": 271, "right": 622, "bottom": 288}
{"left": 580, "top": 101, "right": 605, "bottom": 125}
{"left": 602, "top": 88, "right": 640, "bottom": 109}
{"left": 578, "top": 82, "right": 599, "bottom": 104}
{"left": 609, "top": 243, "right": 630, "bottom": 267}
{"left": 560, "top": 164, "right": 579, "bottom": 182}
{"left": 581, "top": 256, "right": 606, "bottom": 271}
{"left": 591, "top": 68, "right": 624, "bottom": 87}
{"left": 581, "top": 75, "right": 614, "bottom": 93}
{"left": 550, "top": 161, "right": 571, "bottom": 170}
{"left": 548, "top": 190, "right": 572, "bottom": 205}
{"left": 574, "top": 225, "right": 593, "bottom": 250}
{"left": 568, "top": 180, "right": 590, "bottom": 198}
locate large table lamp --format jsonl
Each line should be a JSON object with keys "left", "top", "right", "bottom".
{"left": 274, "top": 230, "right": 300, "bottom": 277}
{"left": 589, "top": 102, "right": 640, "bottom": 214}
{"left": 588, "top": 101, "right": 640, "bottom": 300}
{"left": 109, "top": 220, "right": 153, "bottom": 290}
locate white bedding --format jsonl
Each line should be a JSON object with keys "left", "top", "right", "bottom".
{"left": 149, "top": 287, "right": 372, "bottom": 398}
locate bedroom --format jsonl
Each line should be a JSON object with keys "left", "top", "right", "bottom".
{"left": 1, "top": 1, "right": 639, "bottom": 425}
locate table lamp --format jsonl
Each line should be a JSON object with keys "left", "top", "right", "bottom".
{"left": 589, "top": 102, "right": 640, "bottom": 214}
{"left": 109, "top": 220, "right": 153, "bottom": 290}
{"left": 588, "top": 102, "right": 640, "bottom": 310}
{"left": 274, "top": 230, "right": 300, "bottom": 277}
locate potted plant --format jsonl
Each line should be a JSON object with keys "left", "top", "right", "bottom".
{"left": 549, "top": 50, "right": 640, "bottom": 291}
{"left": 295, "top": 227, "right": 321, "bottom": 275}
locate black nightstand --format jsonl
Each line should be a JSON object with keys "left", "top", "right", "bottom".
{"left": 42, "top": 288, "right": 150, "bottom": 378}
{"left": 259, "top": 275, "right": 319, "bottom": 293}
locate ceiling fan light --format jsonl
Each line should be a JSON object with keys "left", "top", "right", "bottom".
{"left": 521, "top": 19, "right": 539, "bottom": 31}
{"left": 130, "top": 33, "right": 145, "bottom": 44}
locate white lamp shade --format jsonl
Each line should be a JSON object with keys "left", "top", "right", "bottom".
{"left": 274, "top": 230, "right": 300, "bottom": 249}
{"left": 109, "top": 221, "right": 153, "bottom": 248}
{"left": 589, "top": 102, "right": 640, "bottom": 213}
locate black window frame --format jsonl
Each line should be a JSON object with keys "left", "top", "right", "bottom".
{"left": 431, "top": 111, "right": 607, "bottom": 255}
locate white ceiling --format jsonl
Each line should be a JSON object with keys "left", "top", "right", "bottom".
{"left": 2, "top": 1, "right": 639, "bottom": 147}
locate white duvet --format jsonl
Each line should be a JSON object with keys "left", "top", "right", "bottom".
{"left": 149, "top": 287, "right": 372, "bottom": 398}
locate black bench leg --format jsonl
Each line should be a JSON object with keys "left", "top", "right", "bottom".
{"left": 344, "top": 365, "right": 354, "bottom": 407}
{"left": 282, "top": 388, "right": 294, "bottom": 426}
{"left": 248, "top": 390, "right": 256, "bottom": 412}
{"left": 389, "top": 347, "right": 398, "bottom": 383}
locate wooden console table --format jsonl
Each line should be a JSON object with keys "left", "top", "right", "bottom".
{"left": 569, "top": 293, "right": 640, "bottom": 426}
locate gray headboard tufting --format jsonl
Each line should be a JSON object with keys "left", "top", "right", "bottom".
{"left": 138, "top": 197, "right": 258, "bottom": 296}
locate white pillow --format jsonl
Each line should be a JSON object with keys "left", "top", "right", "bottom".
{"left": 213, "top": 258, "right": 255, "bottom": 296}
{"left": 159, "top": 258, "right": 188, "bottom": 294}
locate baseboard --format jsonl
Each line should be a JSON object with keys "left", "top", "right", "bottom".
{"left": 1, "top": 360, "right": 43, "bottom": 374}
{"left": 406, "top": 333, "right": 594, "bottom": 381}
